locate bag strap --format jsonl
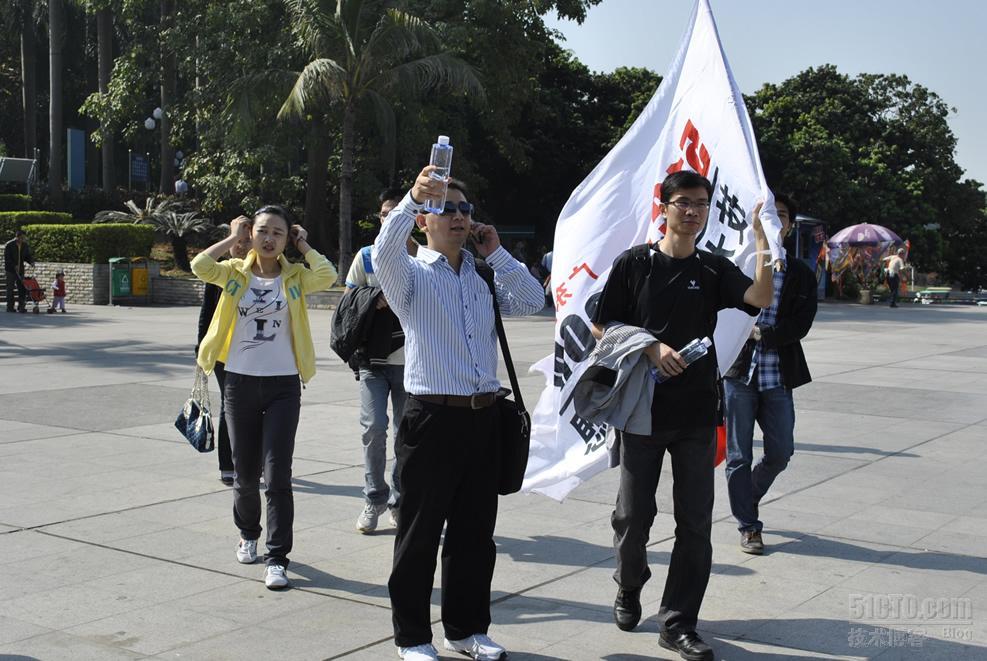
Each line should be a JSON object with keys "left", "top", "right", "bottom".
{"left": 192, "top": 366, "right": 212, "bottom": 412}
{"left": 475, "top": 261, "right": 526, "bottom": 413}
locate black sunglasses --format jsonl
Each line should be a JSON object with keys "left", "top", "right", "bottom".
{"left": 437, "top": 201, "right": 474, "bottom": 216}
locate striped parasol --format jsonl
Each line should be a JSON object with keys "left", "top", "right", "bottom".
{"left": 827, "top": 223, "right": 903, "bottom": 248}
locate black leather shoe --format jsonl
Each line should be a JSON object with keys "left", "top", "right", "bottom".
{"left": 613, "top": 587, "right": 642, "bottom": 631}
{"left": 740, "top": 530, "right": 764, "bottom": 555}
{"left": 658, "top": 630, "right": 714, "bottom": 661}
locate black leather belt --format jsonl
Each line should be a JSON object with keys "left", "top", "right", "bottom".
{"left": 412, "top": 393, "right": 498, "bottom": 409}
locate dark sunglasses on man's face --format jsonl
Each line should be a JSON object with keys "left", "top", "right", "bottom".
{"left": 437, "top": 201, "right": 474, "bottom": 216}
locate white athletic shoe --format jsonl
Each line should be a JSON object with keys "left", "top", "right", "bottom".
{"left": 264, "top": 564, "right": 289, "bottom": 590}
{"left": 444, "top": 633, "right": 507, "bottom": 660}
{"left": 236, "top": 538, "right": 257, "bottom": 564}
{"left": 397, "top": 643, "right": 439, "bottom": 660}
{"left": 356, "top": 502, "right": 388, "bottom": 533}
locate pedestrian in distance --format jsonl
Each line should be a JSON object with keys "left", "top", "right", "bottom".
{"left": 48, "top": 270, "right": 67, "bottom": 313}
{"left": 191, "top": 206, "right": 337, "bottom": 590}
{"left": 4, "top": 229, "right": 34, "bottom": 313}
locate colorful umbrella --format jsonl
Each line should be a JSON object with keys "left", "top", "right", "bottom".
{"left": 827, "top": 223, "right": 903, "bottom": 248}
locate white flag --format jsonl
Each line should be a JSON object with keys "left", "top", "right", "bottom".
{"left": 521, "top": 0, "right": 783, "bottom": 501}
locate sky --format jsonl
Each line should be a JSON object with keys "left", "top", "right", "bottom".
{"left": 545, "top": 0, "right": 987, "bottom": 186}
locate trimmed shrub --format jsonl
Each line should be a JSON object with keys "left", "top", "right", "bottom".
{"left": 23, "top": 224, "right": 155, "bottom": 263}
{"left": 0, "top": 194, "right": 31, "bottom": 211}
{"left": 0, "top": 211, "right": 77, "bottom": 238}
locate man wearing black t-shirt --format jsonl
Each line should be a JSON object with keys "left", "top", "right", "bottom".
{"left": 591, "top": 171, "right": 774, "bottom": 661}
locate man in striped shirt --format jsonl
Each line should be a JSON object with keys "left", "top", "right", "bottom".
{"left": 373, "top": 166, "right": 544, "bottom": 661}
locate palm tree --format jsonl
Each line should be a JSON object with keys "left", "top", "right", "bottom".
{"left": 96, "top": 198, "right": 211, "bottom": 272}
{"left": 276, "top": 0, "right": 485, "bottom": 279}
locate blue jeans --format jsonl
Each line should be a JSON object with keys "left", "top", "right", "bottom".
{"left": 359, "top": 365, "right": 406, "bottom": 507}
{"left": 723, "top": 377, "right": 795, "bottom": 533}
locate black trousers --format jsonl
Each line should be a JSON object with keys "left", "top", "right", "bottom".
{"left": 5, "top": 270, "right": 26, "bottom": 311}
{"left": 888, "top": 274, "right": 901, "bottom": 306}
{"left": 213, "top": 363, "right": 233, "bottom": 473}
{"left": 388, "top": 396, "right": 501, "bottom": 647}
{"left": 223, "top": 372, "right": 300, "bottom": 567}
{"left": 612, "top": 427, "right": 715, "bottom": 634}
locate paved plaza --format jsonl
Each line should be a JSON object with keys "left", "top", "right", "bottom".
{"left": 1, "top": 300, "right": 986, "bottom": 660}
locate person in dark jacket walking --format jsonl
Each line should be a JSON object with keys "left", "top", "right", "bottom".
{"left": 196, "top": 224, "right": 252, "bottom": 485}
{"left": 4, "top": 230, "right": 35, "bottom": 313}
{"left": 343, "top": 188, "right": 416, "bottom": 534}
{"left": 722, "top": 193, "right": 818, "bottom": 555}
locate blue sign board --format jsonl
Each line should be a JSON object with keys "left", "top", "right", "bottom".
{"left": 131, "top": 154, "right": 149, "bottom": 183}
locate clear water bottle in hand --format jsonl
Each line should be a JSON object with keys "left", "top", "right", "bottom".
{"left": 650, "top": 336, "right": 713, "bottom": 384}
{"left": 424, "top": 135, "right": 453, "bottom": 214}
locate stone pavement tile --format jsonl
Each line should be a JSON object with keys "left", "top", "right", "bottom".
{"left": 837, "top": 564, "right": 974, "bottom": 601}
{"left": 0, "top": 630, "right": 145, "bottom": 660}
{"left": 797, "top": 381, "right": 987, "bottom": 425}
{"left": 39, "top": 510, "right": 179, "bottom": 545}
{"left": 147, "top": 621, "right": 326, "bottom": 660}
{"left": 255, "top": 597, "right": 396, "bottom": 657}
{"left": 0, "top": 499, "right": 94, "bottom": 529}
{"left": 741, "top": 533, "right": 897, "bottom": 585}
{"left": 0, "top": 614, "right": 53, "bottom": 645}
{"left": 177, "top": 577, "right": 332, "bottom": 627}
{"left": 760, "top": 491, "right": 874, "bottom": 519}
{"left": 741, "top": 506, "right": 847, "bottom": 537}
{"left": 0, "top": 580, "right": 156, "bottom": 630}
{"left": 816, "top": 519, "right": 937, "bottom": 547}
{"left": 820, "top": 364, "right": 987, "bottom": 396}
{"left": 109, "top": 522, "right": 238, "bottom": 562}
{"left": 873, "top": 638, "right": 987, "bottom": 660}
{"left": 844, "top": 504, "right": 959, "bottom": 532}
{"left": 0, "top": 420, "right": 82, "bottom": 443}
{"left": 877, "top": 548, "right": 987, "bottom": 589}
{"left": 913, "top": 529, "right": 987, "bottom": 558}
{"left": 939, "top": 515, "right": 987, "bottom": 537}
{"left": 64, "top": 601, "right": 244, "bottom": 657}
{"left": 0, "top": 383, "right": 197, "bottom": 431}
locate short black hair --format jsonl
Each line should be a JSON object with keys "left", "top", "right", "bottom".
{"left": 253, "top": 204, "right": 291, "bottom": 231}
{"left": 446, "top": 178, "right": 468, "bottom": 199}
{"left": 15, "top": 229, "right": 26, "bottom": 236}
{"left": 773, "top": 193, "right": 798, "bottom": 219}
{"left": 660, "top": 171, "right": 712, "bottom": 203}
{"left": 378, "top": 187, "right": 404, "bottom": 205}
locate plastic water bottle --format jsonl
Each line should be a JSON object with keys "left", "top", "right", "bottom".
{"left": 423, "top": 135, "right": 453, "bottom": 214}
{"left": 650, "top": 336, "right": 713, "bottom": 384}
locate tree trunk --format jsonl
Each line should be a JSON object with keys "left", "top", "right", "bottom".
{"left": 48, "top": 0, "right": 64, "bottom": 205}
{"left": 159, "top": 0, "right": 176, "bottom": 194}
{"left": 171, "top": 235, "right": 190, "bottom": 272}
{"left": 20, "top": 0, "right": 37, "bottom": 159}
{"left": 304, "top": 117, "right": 330, "bottom": 254}
{"left": 337, "top": 102, "right": 356, "bottom": 282}
{"left": 97, "top": 7, "right": 115, "bottom": 191}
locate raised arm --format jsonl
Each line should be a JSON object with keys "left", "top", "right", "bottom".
{"left": 743, "top": 202, "right": 775, "bottom": 309}
{"left": 371, "top": 191, "right": 420, "bottom": 318}
{"left": 482, "top": 242, "right": 545, "bottom": 317}
{"left": 290, "top": 225, "right": 337, "bottom": 294}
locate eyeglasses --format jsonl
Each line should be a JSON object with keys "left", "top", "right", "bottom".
{"left": 666, "top": 199, "right": 711, "bottom": 211}
{"left": 437, "top": 201, "right": 474, "bottom": 216}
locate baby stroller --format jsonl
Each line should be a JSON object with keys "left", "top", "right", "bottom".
{"left": 16, "top": 271, "right": 46, "bottom": 313}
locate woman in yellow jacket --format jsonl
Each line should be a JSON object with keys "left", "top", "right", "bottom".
{"left": 192, "top": 206, "right": 336, "bottom": 590}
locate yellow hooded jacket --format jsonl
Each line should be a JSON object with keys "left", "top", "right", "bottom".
{"left": 192, "top": 249, "right": 337, "bottom": 383}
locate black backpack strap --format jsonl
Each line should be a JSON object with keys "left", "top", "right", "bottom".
{"left": 475, "top": 260, "right": 526, "bottom": 412}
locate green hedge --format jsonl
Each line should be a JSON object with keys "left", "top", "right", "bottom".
{"left": 0, "top": 211, "right": 76, "bottom": 238}
{"left": 0, "top": 194, "right": 31, "bottom": 211}
{"left": 23, "top": 224, "right": 155, "bottom": 263}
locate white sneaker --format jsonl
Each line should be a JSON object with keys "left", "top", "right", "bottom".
{"left": 398, "top": 643, "right": 439, "bottom": 660}
{"left": 444, "top": 634, "right": 507, "bottom": 660}
{"left": 264, "top": 564, "right": 289, "bottom": 590}
{"left": 356, "top": 502, "right": 388, "bottom": 533}
{"left": 236, "top": 538, "right": 257, "bottom": 564}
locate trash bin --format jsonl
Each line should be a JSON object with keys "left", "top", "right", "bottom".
{"left": 109, "top": 257, "right": 131, "bottom": 304}
{"left": 131, "top": 258, "right": 149, "bottom": 298}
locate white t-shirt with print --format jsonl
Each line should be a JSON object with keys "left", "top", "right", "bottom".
{"left": 224, "top": 274, "right": 297, "bottom": 376}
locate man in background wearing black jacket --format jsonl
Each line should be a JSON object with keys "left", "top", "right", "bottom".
{"left": 723, "top": 193, "right": 818, "bottom": 555}
{"left": 5, "top": 229, "right": 34, "bottom": 313}
{"left": 344, "top": 188, "right": 416, "bottom": 534}
{"left": 196, "top": 221, "right": 252, "bottom": 485}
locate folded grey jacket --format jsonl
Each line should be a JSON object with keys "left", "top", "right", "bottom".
{"left": 573, "top": 323, "right": 656, "bottom": 439}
